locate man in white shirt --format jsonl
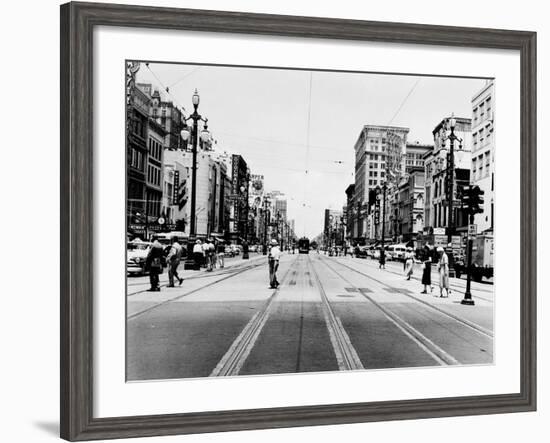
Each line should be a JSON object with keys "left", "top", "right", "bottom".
{"left": 192, "top": 239, "right": 204, "bottom": 270}
{"left": 166, "top": 238, "right": 184, "bottom": 287}
{"left": 268, "top": 239, "right": 282, "bottom": 288}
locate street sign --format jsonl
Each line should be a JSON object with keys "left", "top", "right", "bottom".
{"left": 158, "top": 217, "right": 165, "bottom": 225}
{"left": 434, "top": 234, "right": 447, "bottom": 247}
{"left": 433, "top": 227, "right": 445, "bottom": 235}
{"left": 468, "top": 224, "right": 477, "bottom": 236}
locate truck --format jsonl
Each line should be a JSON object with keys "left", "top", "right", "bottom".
{"left": 454, "top": 233, "right": 494, "bottom": 282}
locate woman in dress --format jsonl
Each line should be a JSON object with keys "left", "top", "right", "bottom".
{"left": 437, "top": 246, "right": 450, "bottom": 297}
{"left": 404, "top": 247, "right": 415, "bottom": 280}
{"left": 421, "top": 244, "right": 433, "bottom": 294}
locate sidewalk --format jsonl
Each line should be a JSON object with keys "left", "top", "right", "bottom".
{"left": 334, "top": 255, "right": 495, "bottom": 303}
{"left": 127, "top": 252, "right": 267, "bottom": 295}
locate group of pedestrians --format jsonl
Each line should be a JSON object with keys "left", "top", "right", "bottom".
{"left": 192, "top": 238, "right": 225, "bottom": 272}
{"left": 377, "top": 244, "right": 451, "bottom": 297}
{"left": 144, "top": 237, "right": 228, "bottom": 292}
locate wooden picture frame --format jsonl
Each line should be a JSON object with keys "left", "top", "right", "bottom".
{"left": 60, "top": 2, "right": 536, "bottom": 440}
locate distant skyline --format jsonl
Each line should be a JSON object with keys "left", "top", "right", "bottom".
{"left": 135, "top": 62, "right": 487, "bottom": 238}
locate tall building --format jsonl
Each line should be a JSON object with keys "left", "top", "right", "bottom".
{"left": 424, "top": 117, "right": 472, "bottom": 234}
{"left": 162, "top": 150, "right": 188, "bottom": 230}
{"left": 274, "top": 198, "right": 287, "bottom": 222}
{"left": 471, "top": 80, "right": 495, "bottom": 233}
{"left": 127, "top": 83, "right": 150, "bottom": 229}
{"left": 145, "top": 118, "right": 166, "bottom": 220}
{"left": 231, "top": 155, "right": 249, "bottom": 241}
{"left": 353, "top": 125, "right": 409, "bottom": 240}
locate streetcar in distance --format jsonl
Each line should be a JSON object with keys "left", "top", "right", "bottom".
{"left": 298, "top": 237, "right": 310, "bottom": 254}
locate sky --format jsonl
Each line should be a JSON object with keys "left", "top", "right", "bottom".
{"left": 135, "top": 62, "right": 487, "bottom": 239}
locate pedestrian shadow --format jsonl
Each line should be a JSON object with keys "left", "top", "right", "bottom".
{"left": 32, "top": 421, "right": 59, "bottom": 437}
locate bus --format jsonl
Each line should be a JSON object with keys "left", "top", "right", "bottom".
{"left": 298, "top": 237, "right": 310, "bottom": 254}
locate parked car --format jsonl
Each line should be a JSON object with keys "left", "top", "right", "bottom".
{"left": 386, "top": 244, "right": 407, "bottom": 261}
{"left": 127, "top": 240, "right": 152, "bottom": 275}
{"left": 356, "top": 245, "right": 370, "bottom": 258}
{"left": 249, "top": 244, "right": 258, "bottom": 253}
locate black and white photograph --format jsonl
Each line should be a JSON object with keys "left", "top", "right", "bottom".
{"left": 126, "top": 61, "right": 495, "bottom": 381}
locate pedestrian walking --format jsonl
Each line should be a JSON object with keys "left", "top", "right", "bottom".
{"left": 404, "top": 247, "right": 415, "bottom": 280}
{"left": 268, "top": 239, "right": 282, "bottom": 288}
{"left": 145, "top": 239, "right": 165, "bottom": 291}
{"left": 379, "top": 246, "right": 386, "bottom": 269}
{"left": 216, "top": 240, "right": 225, "bottom": 268}
{"left": 437, "top": 246, "right": 450, "bottom": 297}
{"left": 420, "top": 244, "right": 433, "bottom": 294}
{"left": 192, "top": 239, "right": 204, "bottom": 270}
{"left": 205, "top": 238, "right": 215, "bottom": 271}
{"left": 166, "top": 237, "right": 184, "bottom": 287}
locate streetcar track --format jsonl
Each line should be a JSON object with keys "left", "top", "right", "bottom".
{"left": 394, "top": 299, "right": 493, "bottom": 356}
{"left": 323, "top": 256, "right": 494, "bottom": 339}
{"left": 127, "top": 260, "right": 269, "bottom": 321}
{"left": 307, "top": 257, "right": 364, "bottom": 371}
{"left": 127, "top": 260, "right": 266, "bottom": 297}
{"left": 209, "top": 257, "right": 297, "bottom": 377}
{"left": 315, "top": 255, "right": 460, "bottom": 366}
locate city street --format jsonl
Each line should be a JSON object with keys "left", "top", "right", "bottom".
{"left": 127, "top": 252, "right": 493, "bottom": 380}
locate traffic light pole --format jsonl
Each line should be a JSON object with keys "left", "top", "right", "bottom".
{"left": 461, "top": 212, "right": 475, "bottom": 305}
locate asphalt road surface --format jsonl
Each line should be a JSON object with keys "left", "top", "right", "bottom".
{"left": 126, "top": 252, "right": 494, "bottom": 381}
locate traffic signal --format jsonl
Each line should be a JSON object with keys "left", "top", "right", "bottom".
{"left": 470, "top": 185, "right": 484, "bottom": 214}
{"left": 460, "top": 185, "right": 484, "bottom": 215}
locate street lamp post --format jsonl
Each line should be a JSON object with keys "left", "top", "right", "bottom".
{"left": 443, "top": 114, "right": 463, "bottom": 277}
{"left": 180, "top": 89, "right": 210, "bottom": 269}
{"left": 262, "top": 198, "right": 270, "bottom": 255}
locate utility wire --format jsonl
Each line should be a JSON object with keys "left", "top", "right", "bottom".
{"left": 387, "top": 78, "right": 421, "bottom": 126}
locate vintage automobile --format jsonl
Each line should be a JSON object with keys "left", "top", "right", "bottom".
{"left": 127, "top": 240, "right": 152, "bottom": 275}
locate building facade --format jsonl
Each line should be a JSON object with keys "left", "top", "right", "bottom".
{"left": 127, "top": 84, "right": 150, "bottom": 229}
{"left": 145, "top": 119, "right": 166, "bottom": 221}
{"left": 471, "top": 80, "right": 495, "bottom": 233}
{"left": 353, "top": 125, "right": 410, "bottom": 241}
{"left": 424, "top": 116, "right": 472, "bottom": 234}
{"left": 405, "top": 142, "right": 433, "bottom": 172}
{"left": 323, "top": 209, "right": 344, "bottom": 248}
{"left": 231, "top": 154, "right": 250, "bottom": 241}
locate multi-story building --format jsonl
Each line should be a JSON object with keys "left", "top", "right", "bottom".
{"left": 274, "top": 199, "right": 287, "bottom": 222}
{"left": 231, "top": 155, "right": 250, "bottom": 241}
{"left": 405, "top": 142, "right": 433, "bottom": 172}
{"left": 471, "top": 80, "right": 495, "bottom": 233}
{"left": 145, "top": 119, "right": 166, "bottom": 221}
{"left": 353, "top": 125, "right": 410, "bottom": 240}
{"left": 393, "top": 168, "right": 425, "bottom": 242}
{"left": 162, "top": 150, "right": 188, "bottom": 229}
{"left": 139, "top": 84, "right": 185, "bottom": 151}
{"left": 424, "top": 117, "right": 472, "bottom": 235}
{"left": 127, "top": 84, "right": 150, "bottom": 229}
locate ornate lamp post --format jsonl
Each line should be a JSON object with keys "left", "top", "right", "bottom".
{"left": 262, "top": 198, "right": 270, "bottom": 255}
{"left": 180, "top": 89, "right": 210, "bottom": 270}
{"left": 180, "top": 89, "right": 211, "bottom": 238}
{"left": 441, "top": 114, "right": 463, "bottom": 277}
